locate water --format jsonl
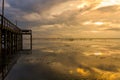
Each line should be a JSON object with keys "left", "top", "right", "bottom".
{"left": 6, "top": 38, "right": 120, "bottom": 80}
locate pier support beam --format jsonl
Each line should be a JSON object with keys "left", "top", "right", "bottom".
{"left": 0, "top": 15, "right": 32, "bottom": 80}
{"left": 21, "top": 30, "right": 32, "bottom": 51}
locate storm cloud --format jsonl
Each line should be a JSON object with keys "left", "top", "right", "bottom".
{"left": 7, "top": 0, "right": 68, "bottom": 13}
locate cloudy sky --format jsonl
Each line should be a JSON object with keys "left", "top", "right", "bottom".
{"left": 0, "top": 0, "right": 120, "bottom": 38}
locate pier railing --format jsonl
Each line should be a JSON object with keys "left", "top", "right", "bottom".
{"left": 0, "top": 14, "right": 32, "bottom": 80}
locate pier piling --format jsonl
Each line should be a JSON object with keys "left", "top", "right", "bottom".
{"left": 0, "top": 15, "right": 32, "bottom": 80}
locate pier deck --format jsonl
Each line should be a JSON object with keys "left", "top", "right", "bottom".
{"left": 0, "top": 15, "right": 32, "bottom": 80}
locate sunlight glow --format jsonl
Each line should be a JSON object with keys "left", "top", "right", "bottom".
{"left": 94, "top": 52, "right": 103, "bottom": 56}
{"left": 94, "top": 22, "right": 104, "bottom": 25}
{"left": 83, "top": 52, "right": 103, "bottom": 56}
{"left": 83, "top": 21, "right": 92, "bottom": 25}
{"left": 77, "top": 3, "right": 88, "bottom": 9}
{"left": 76, "top": 68, "right": 89, "bottom": 76}
{"left": 92, "top": 67, "right": 120, "bottom": 80}
{"left": 83, "top": 21, "right": 104, "bottom": 26}
{"left": 95, "top": 0, "right": 120, "bottom": 9}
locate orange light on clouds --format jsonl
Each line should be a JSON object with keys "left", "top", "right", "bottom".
{"left": 77, "top": 3, "right": 88, "bottom": 9}
{"left": 94, "top": 52, "right": 103, "bottom": 56}
{"left": 76, "top": 68, "right": 89, "bottom": 76}
{"left": 91, "top": 31, "right": 100, "bottom": 33}
{"left": 95, "top": 0, "right": 120, "bottom": 9}
{"left": 83, "top": 21, "right": 104, "bottom": 26}
{"left": 94, "top": 22, "right": 104, "bottom": 25}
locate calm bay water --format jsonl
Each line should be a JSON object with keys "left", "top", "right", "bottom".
{"left": 6, "top": 38, "right": 120, "bottom": 80}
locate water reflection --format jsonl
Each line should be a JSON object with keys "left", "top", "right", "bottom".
{"left": 84, "top": 52, "right": 103, "bottom": 56}
{"left": 35, "top": 39, "right": 120, "bottom": 80}
{"left": 6, "top": 39, "right": 120, "bottom": 80}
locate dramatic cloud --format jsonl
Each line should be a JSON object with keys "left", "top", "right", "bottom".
{"left": 0, "top": 0, "right": 120, "bottom": 38}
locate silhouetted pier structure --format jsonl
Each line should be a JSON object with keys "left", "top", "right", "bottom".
{"left": 21, "top": 29, "right": 32, "bottom": 50}
{"left": 0, "top": 15, "right": 32, "bottom": 80}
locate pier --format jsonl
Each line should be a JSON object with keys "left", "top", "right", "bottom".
{"left": 0, "top": 15, "right": 32, "bottom": 80}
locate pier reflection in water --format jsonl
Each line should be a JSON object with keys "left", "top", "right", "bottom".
{"left": 6, "top": 38, "right": 120, "bottom": 80}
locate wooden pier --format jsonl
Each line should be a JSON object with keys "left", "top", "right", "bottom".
{"left": 0, "top": 15, "right": 32, "bottom": 80}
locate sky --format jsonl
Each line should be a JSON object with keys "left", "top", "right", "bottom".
{"left": 0, "top": 0, "right": 120, "bottom": 38}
